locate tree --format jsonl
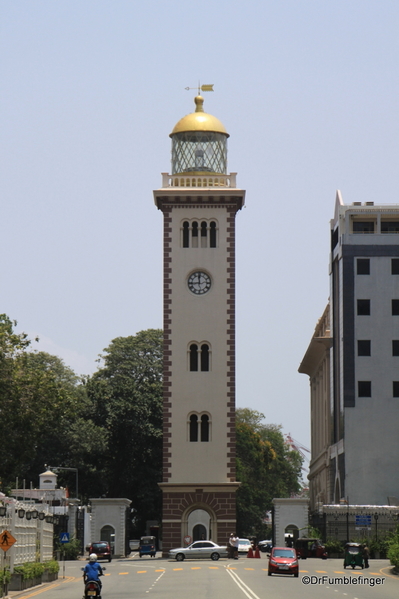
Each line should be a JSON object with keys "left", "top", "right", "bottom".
{"left": 0, "top": 314, "right": 95, "bottom": 490}
{"left": 235, "top": 408, "right": 303, "bottom": 537}
{"left": 86, "top": 329, "right": 163, "bottom": 532}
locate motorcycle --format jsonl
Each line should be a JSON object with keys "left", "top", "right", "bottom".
{"left": 82, "top": 567, "right": 106, "bottom": 599}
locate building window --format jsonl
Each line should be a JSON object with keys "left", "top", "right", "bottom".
{"left": 357, "top": 299, "right": 370, "bottom": 315}
{"left": 357, "top": 259, "right": 370, "bottom": 275}
{"left": 183, "top": 221, "right": 189, "bottom": 248}
{"left": 353, "top": 221, "right": 374, "bottom": 234}
{"left": 392, "top": 259, "right": 399, "bottom": 275}
{"left": 393, "top": 382, "right": 399, "bottom": 397}
{"left": 392, "top": 300, "right": 399, "bottom": 315}
{"left": 189, "top": 414, "right": 198, "bottom": 442}
{"left": 200, "top": 344, "right": 209, "bottom": 372}
{"left": 201, "top": 415, "right": 209, "bottom": 442}
{"left": 393, "top": 340, "right": 399, "bottom": 356}
{"left": 210, "top": 222, "right": 217, "bottom": 248}
{"left": 181, "top": 220, "right": 218, "bottom": 248}
{"left": 358, "top": 381, "right": 371, "bottom": 397}
{"left": 189, "top": 412, "right": 211, "bottom": 442}
{"left": 358, "top": 340, "right": 371, "bottom": 356}
{"left": 382, "top": 221, "right": 399, "bottom": 233}
{"left": 190, "top": 344, "right": 198, "bottom": 371}
{"left": 189, "top": 342, "right": 211, "bottom": 371}
{"left": 192, "top": 221, "right": 199, "bottom": 247}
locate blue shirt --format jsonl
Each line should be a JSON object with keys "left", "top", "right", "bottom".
{"left": 84, "top": 562, "right": 103, "bottom": 581}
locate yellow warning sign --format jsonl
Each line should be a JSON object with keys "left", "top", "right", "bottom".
{"left": 0, "top": 530, "right": 16, "bottom": 551}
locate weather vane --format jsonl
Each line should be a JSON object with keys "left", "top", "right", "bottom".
{"left": 185, "top": 83, "right": 214, "bottom": 93}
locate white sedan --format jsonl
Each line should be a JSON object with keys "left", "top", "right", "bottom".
{"left": 238, "top": 538, "right": 252, "bottom": 553}
{"left": 169, "top": 540, "right": 228, "bottom": 561}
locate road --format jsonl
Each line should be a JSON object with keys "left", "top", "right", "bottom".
{"left": 10, "top": 555, "right": 398, "bottom": 599}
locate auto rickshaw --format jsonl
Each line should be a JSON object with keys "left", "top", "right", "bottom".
{"left": 343, "top": 543, "right": 364, "bottom": 569}
{"left": 295, "top": 538, "right": 328, "bottom": 559}
{"left": 139, "top": 536, "right": 157, "bottom": 558}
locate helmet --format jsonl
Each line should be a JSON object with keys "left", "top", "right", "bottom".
{"left": 89, "top": 553, "right": 97, "bottom": 562}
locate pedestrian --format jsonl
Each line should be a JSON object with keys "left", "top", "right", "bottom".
{"left": 232, "top": 534, "right": 239, "bottom": 559}
{"left": 363, "top": 544, "right": 369, "bottom": 569}
{"left": 228, "top": 533, "right": 235, "bottom": 559}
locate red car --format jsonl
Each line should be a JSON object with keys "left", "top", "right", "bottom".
{"left": 87, "top": 541, "right": 112, "bottom": 562}
{"left": 268, "top": 547, "right": 299, "bottom": 577}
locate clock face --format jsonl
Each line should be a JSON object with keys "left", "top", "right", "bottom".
{"left": 188, "top": 271, "right": 211, "bottom": 295}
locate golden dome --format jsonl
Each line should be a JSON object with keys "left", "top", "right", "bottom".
{"left": 170, "top": 96, "right": 229, "bottom": 137}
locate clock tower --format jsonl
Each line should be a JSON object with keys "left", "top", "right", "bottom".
{"left": 154, "top": 94, "right": 245, "bottom": 553}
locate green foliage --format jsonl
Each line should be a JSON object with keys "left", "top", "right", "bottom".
{"left": 14, "top": 562, "right": 46, "bottom": 580}
{"left": 86, "top": 329, "right": 163, "bottom": 530}
{"left": 388, "top": 541, "right": 399, "bottom": 568}
{"left": 59, "top": 538, "right": 81, "bottom": 560}
{"left": 235, "top": 408, "right": 303, "bottom": 537}
{"left": 368, "top": 535, "right": 393, "bottom": 558}
{"left": 44, "top": 560, "right": 60, "bottom": 574}
{"left": 0, "top": 569, "right": 11, "bottom": 585}
{"left": 325, "top": 539, "right": 344, "bottom": 555}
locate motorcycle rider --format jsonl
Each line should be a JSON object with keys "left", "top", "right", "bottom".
{"left": 83, "top": 554, "right": 103, "bottom": 596}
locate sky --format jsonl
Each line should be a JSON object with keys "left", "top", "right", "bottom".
{"left": 2, "top": 0, "right": 399, "bottom": 459}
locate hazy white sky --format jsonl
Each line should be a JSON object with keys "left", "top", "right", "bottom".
{"left": 2, "top": 0, "right": 399, "bottom": 453}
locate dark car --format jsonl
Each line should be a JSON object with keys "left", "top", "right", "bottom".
{"left": 295, "top": 538, "right": 327, "bottom": 560}
{"left": 87, "top": 541, "right": 112, "bottom": 562}
{"left": 268, "top": 547, "right": 298, "bottom": 577}
{"left": 258, "top": 540, "right": 272, "bottom": 553}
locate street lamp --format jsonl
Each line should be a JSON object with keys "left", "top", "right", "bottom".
{"left": 374, "top": 513, "right": 379, "bottom": 541}
{"left": 0, "top": 506, "right": 7, "bottom": 517}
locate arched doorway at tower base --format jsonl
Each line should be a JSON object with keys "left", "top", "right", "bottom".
{"left": 183, "top": 506, "right": 216, "bottom": 543}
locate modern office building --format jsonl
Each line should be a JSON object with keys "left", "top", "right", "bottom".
{"left": 153, "top": 94, "right": 245, "bottom": 553}
{"left": 300, "top": 191, "right": 399, "bottom": 510}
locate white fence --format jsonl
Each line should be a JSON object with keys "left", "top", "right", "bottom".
{"left": 0, "top": 497, "right": 54, "bottom": 572}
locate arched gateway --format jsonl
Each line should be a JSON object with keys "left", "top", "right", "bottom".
{"left": 154, "top": 94, "right": 245, "bottom": 553}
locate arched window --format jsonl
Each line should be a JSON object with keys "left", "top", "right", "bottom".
{"left": 183, "top": 221, "right": 189, "bottom": 248}
{"left": 210, "top": 221, "right": 217, "bottom": 248}
{"left": 201, "top": 221, "right": 207, "bottom": 248}
{"left": 190, "top": 344, "right": 198, "bottom": 371}
{"left": 200, "top": 344, "right": 209, "bottom": 372}
{"left": 190, "top": 414, "right": 198, "bottom": 442}
{"left": 201, "top": 414, "right": 209, "bottom": 442}
{"left": 188, "top": 413, "right": 211, "bottom": 442}
{"left": 181, "top": 219, "right": 218, "bottom": 248}
{"left": 189, "top": 342, "right": 211, "bottom": 371}
{"left": 192, "top": 221, "right": 198, "bottom": 248}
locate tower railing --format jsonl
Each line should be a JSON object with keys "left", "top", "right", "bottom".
{"left": 161, "top": 172, "right": 237, "bottom": 189}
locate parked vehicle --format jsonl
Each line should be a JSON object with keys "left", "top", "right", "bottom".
{"left": 258, "top": 540, "right": 272, "bottom": 553}
{"left": 343, "top": 543, "right": 364, "bottom": 569}
{"left": 86, "top": 542, "right": 112, "bottom": 562}
{"left": 169, "top": 540, "right": 228, "bottom": 561}
{"left": 129, "top": 539, "right": 140, "bottom": 551}
{"left": 295, "top": 538, "right": 327, "bottom": 559}
{"left": 139, "top": 536, "right": 157, "bottom": 558}
{"left": 268, "top": 547, "right": 299, "bottom": 577}
{"left": 238, "top": 538, "right": 252, "bottom": 553}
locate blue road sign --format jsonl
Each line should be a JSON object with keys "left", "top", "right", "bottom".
{"left": 60, "top": 532, "right": 70, "bottom": 543}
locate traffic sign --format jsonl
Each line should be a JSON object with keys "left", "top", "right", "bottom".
{"left": 0, "top": 530, "right": 16, "bottom": 552}
{"left": 60, "top": 532, "right": 70, "bottom": 543}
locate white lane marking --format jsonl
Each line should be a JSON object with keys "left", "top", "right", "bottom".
{"left": 146, "top": 568, "right": 166, "bottom": 593}
{"left": 226, "top": 568, "right": 261, "bottom": 599}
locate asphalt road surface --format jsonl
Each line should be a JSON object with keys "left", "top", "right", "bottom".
{"left": 9, "top": 555, "right": 399, "bottom": 599}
